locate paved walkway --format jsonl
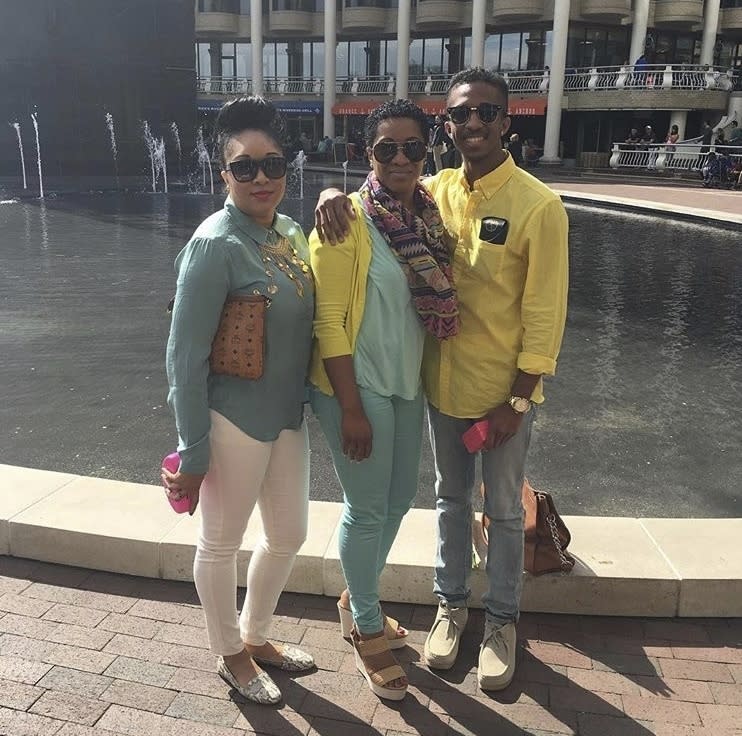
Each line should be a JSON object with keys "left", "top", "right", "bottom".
{"left": 308, "top": 164, "right": 742, "bottom": 221}
{"left": 1, "top": 558, "right": 740, "bottom": 736}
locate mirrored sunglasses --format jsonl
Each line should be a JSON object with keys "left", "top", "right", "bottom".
{"left": 372, "top": 139, "right": 427, "bottom": 164}
{"left": 226, "top": 156, "right": 287, "bottom": 182}
{"left": 446, "top": 103, "right": 504, "bottom": 126}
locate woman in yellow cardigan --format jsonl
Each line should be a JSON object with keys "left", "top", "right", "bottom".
{"left": 308, "top": 99, "right": 459, "bottom": 700}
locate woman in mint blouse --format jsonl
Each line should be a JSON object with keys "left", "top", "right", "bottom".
{"left": 308, "top": 100, "right": 459, "bottom": 700}
{"left": 163, "top": 98, "right": 314, "bottom": 705}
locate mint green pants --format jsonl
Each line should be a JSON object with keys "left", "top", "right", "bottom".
{"left": 310, "top": 386, "right": 424, "bottom": 633}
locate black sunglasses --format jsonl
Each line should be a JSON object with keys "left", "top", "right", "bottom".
{"left": 446, "top": 103, "right": 505, "bottom": 126}
{"left": 226, "top": 156, "right": 287, "bottom": 182}
{"left": 372, "top": 139, "right": 427, "bottom": 164}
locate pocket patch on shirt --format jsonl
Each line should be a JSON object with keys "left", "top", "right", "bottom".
{"left": 478, "top": 217, "right": 509, "bottom": 245}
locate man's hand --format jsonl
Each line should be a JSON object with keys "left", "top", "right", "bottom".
{"left": 482, "top": 404, "right": 523, "bottom": 451}
{"left": 161, "top": 468, "right": 204, "bottom": 516}
{"left": 314, "top": 188, "right": 355, "bottom": 244}
{"left": 340, "top": 407, "right": 373, "bottom": 462}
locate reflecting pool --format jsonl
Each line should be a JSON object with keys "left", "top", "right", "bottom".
{"left": 0, "top": 177, "right": 739, "bottom": 517}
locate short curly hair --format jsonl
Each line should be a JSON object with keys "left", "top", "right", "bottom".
{"left": 446, "top": 67, "right": 509, "bottom": 110}
{"left": 363, "top": 99, "right": 430, "bottom": 148}
{"left": 215, "top": 96, "right": 287, "bottom": 168}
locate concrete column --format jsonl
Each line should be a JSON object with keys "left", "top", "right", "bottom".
{"left": 471, "top": 0, "right": 487, "bottom": 68}
{"left": 700, "top": 0, "right": 721, "bottom": 67}
{"left": 396, "top": 0, "right": 411, "bottom": 99}
{"left": 669, "top": 110, "right": 688, "bottom": 141}
{"left": 541, "top": 0, "right": 570, "bottom": 163}
{"left": 250, "top": 0, "right": 263, "bottom": 95}
{"left": 629, "top": 0, "right": 650, "bottom": 66}
{"left": 323, "top": 0, "right": 337, "bottom": 138}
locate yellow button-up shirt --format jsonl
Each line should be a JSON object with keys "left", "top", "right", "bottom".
{"left": 423, "top": 155, "right": 569, "bottom": 418}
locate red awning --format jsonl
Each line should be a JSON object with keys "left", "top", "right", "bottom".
{"left": 508, "top": 97, "right": 547, "bottom": 116}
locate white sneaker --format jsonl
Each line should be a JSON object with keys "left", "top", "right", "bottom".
{"left": 423, "top": 601, "right": 468, "bottom": 670}
{"left": 478, "top": 620, "right": 516, "bottom": 691}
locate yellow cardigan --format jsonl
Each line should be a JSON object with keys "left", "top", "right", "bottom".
{"left": 308, "top": 193, "right": 372, "bottom": 396}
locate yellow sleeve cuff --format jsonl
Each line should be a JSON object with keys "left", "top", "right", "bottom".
{"left": 517, "top": 351, "right": 557, "bottom": 376}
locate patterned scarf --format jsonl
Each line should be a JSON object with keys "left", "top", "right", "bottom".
{"left": 359, "top": 172, "right": 459, "bottom": 339}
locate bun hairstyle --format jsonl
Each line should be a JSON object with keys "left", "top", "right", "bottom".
{"left": 215, "top": 96, "right": 287, "bottom": 168}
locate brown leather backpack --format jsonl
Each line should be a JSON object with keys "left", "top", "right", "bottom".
{"left": 480, "top": 479, "right": 575, "bottom": 576}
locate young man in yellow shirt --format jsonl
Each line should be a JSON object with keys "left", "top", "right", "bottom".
{"left": 314, "top": 67, "right": 568, "bottom": 692}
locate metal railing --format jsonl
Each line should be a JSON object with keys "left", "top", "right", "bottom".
{"left": 610, "top": 143, "right": 742, "bottom": 174}
{"left": 197, "top": 64, "right": 737, "bottom": 98}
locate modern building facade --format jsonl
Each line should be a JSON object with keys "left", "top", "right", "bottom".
{"left": 195, "top": 0, "right": 741, "bottom": 161}
{"left": 0, "top": 0, "right": 195, "bottom": 179}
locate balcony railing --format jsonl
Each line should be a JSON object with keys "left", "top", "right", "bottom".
{"left": 610, "top": 143, "right": 742, "bottom": 174}
{"left": 197, "top": 64, "right": 738, "bottom": 98}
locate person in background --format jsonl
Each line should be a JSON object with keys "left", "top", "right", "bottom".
{"left": 309, "top": 99, "right": 458, "bottom": 701}
{"left": 729, "top": 120, "right": 741, "bottom": 143}
{"left": 624, "top": 128, "right": 640, "bottom": 145}
{"left": 507, "top": 133, "right": 524, "bottom": 166}
{"left": 164, "top": 97, "right": 315, "bottom": 705}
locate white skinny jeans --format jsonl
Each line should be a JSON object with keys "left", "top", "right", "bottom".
{"left": 194, "top": 410, "right": 309, "bottom": 655}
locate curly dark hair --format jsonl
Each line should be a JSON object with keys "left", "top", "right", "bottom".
{"left": 363, "top": 99, "right": 430, "bottom": 148}
{"left": 215, "top": 96, "right": 286, "bottom": 168}
{"left": 446, "top": 67, "right": 509, "bottom": 110}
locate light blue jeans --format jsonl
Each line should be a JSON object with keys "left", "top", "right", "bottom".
{"left": 427, "top": 403, "right": 534, "bottom": 627}
{"left": 311, "top": 386, "right": 424, "bottom": 633}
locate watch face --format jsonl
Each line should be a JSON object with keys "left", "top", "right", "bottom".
{"left": 512, "top": 397, "right": 530, "bottom": 413}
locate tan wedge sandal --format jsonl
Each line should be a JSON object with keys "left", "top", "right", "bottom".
{"left": 351, "top": 628, "right": 407, "bottom": 701}
{"left": 337, "top": 601, "right": 408, "bottom": 650}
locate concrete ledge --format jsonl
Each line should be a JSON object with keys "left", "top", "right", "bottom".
{"left": 2, "top": 464, "right": 741, "bottom": 617}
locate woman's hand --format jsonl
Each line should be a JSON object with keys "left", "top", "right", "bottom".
{"left": 314, "top": 188, "right": 355, "bottom": 244}
{"left": 161, "top": 468, "right": 205, "bottom": 516}
{"left": 341, "top": 407, "right": 373, "bottom": 462}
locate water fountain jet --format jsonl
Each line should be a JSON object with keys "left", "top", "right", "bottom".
{"left": 9, "top": 122, "right": 27, "bottom": 190}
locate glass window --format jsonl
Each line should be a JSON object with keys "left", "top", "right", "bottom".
{"left": 484, "top": 34, "right": 500, "bottom": 70}
{"left": 235, "top": 43, "right": 251, "bottom": 77}
{"left": 500, "top": 33, "right": 521, "bottom": 71}
{"left": 463, "top": 35, "right": 471, "bottom": 68}
{"left": 197, "top": 43, "right": 211, "bottom": 77}
{"left": 409, "top": 38, "right": 424, "bottom": 77}
{"left": 336, "top": 42, "right": 349, "bottom": 77}
{"left": 221, "top": 42, "right": 235, "bottom": 78}
{"left": 311, "top": 42, "right": 324, "bottom": 78}
{"left": 384, "top": 39, "right": 398, "bottom": 77}
{"left": 424, "top": 37, "right": 444, "bottom": 75}
{"left": 605, "top": 29, "right": 628, "bottom": 66}
{"left": 348, "top": 40, "right": 366, "bottom": 77}
{"left": 276, "top": 43, "right": 290, "bottom": 77}
{"left": 566, "top": 27, "right": 584, "bottom": 68}
{"left": 524, "top": 30, "right": 546, "bottom": 69}
{"left": 239, "top": 0, "right": 250, "bottom": 11}
{"left": 366, "top": 40, "right": 382, "bottom": 77}
{"left": 263, "top": 43, "right": 277, "bottom": 80}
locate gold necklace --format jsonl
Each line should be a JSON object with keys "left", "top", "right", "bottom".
{"left": 259, "top": 235, "right": 313, "bottom": 298}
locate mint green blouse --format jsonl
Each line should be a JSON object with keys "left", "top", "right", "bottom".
{"left": 166, "top": 198, "right": 314, "bottom": 474}
{"left": 353, "top": 214, "right": 425, "bottom": 400}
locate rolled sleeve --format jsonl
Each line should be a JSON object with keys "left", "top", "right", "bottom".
{"left": 518, "top": 198, "right": 569, "bottom": 377}
{"left": 166, "top": 237, "right": 230, "bottom": 474}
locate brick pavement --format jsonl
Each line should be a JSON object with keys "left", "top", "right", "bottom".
{"left": 0, "top": 557, "right": 740, "bottom": 736}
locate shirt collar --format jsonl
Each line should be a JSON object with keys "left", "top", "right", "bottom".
{"left": 458, "top": 152, "right": 517, "bottom": 200}
{"left": 224, "top": 197, "right": 292, "bottom": 245}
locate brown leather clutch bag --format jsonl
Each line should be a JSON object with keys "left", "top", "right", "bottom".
{"left": 209, "top": 295, "right": 266, "bottom": 380}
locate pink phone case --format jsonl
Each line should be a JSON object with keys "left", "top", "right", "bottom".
{"left": 462, "top": 420, "right": 489, "bottom": 453}
{"left": 162, "top": 452, "right": 191, "bottom": 514}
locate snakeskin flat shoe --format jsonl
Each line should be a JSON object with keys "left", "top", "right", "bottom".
{"left": 252, "top": 644, "right": 315, "bottom": 672}
{"left": 217, "top": 657, "right": 281, "bottom": 705}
